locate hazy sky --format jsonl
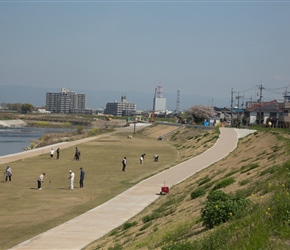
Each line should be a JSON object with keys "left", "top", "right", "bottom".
{"left": 1, "top": 0, "right": 290, "bottom": 106}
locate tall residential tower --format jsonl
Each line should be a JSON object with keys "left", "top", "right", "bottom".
{"left": 46, "top": 88, "right": 87, "bottom": 114}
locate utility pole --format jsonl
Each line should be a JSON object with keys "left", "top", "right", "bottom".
{"left": 284, "top": 87, "right": 288, "bottom": 102}
{"left": 236, "top": 92, "right": 242, "bottom": 127}
{"left": 231, "top": 88, "right": 234, "bottom": 126}
{"left": 236, "top": 92, "right": 242, "bottom": 110}
{"left": 258, "top": 84, "right": 263, "bottom": 125}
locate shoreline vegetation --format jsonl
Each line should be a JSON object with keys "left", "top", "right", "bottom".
{"left": 0, "top": 114, "right": 128, "bottom": 150}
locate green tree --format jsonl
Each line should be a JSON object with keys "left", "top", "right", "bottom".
{"left": 21, "top": 103, "right": 34, "bottom": 114}
{"left": 6, "top": 103, "right": 22, "bottom": 111}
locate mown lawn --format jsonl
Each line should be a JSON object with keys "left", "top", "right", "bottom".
{"left": 0, "top": 130, "right": 177, "bottom": 249}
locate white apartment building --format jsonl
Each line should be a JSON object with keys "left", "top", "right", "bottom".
{"left": 46, "top": 88, "right": 87, "bottom": 114}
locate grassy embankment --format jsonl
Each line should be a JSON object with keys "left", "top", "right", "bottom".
{"left": 85, "top": 127, "right": 290, "bottom": 250}
{"left": 0, "top": 122, "right": 218, "bottom": 249}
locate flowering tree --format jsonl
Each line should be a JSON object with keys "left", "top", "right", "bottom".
{"left": 186, "top": 105, "right": 215, "bottom": 124}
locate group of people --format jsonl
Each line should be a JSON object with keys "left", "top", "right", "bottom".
{"left": 50, "top": 148, "right": 60, "bottom": 159}
{"left": 38, "top": 167, "right": 85, "bottom": 190}
{"left": 122, "top": 153, "right": 159, "bottom": 172}
{"left": 41, "top": 147, "right": 83, "bottom": 190}
{"left": 49, "top": 147, "right": 81, "bottom": 161}
{"left": 68, "top": 167, "right": 85, "bottom": 189}
{"left": 4, "top": 147, "right": 158, "bottom": 189}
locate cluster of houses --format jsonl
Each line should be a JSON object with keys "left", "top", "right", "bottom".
{"left": 214, "top": 98, "right": 290, "bottom": 128}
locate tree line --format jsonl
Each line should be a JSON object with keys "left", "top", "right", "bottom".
{"left": 1, "top": 103, "right": 34, "bottom": 114}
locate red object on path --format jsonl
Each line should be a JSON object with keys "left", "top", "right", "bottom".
{"left": 161, "top": 182, "right": 169, "bottom": 194}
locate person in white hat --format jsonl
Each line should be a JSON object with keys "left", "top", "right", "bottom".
{"left": 68, "top": 170, "right": 75, "bottom": 190}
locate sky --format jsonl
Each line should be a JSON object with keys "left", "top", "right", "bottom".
{"left": 1, "top": 0, "right": 290, "bottom": 108}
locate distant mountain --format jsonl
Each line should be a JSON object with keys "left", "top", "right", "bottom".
{"left": 0, "top": 85, "right": 229, "bottom": 111}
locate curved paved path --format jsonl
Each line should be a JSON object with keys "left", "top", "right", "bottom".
{"left": 9, "top": 127, "right": 255, "bottom": 250}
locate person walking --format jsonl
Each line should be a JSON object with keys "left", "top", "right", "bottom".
{"left": 68, "top": 170, "right": 75, "bottom": 189}
{"left": 79, "top": 167, "right": 85, "bottom": 188}
{"left": 50, "top": 148, "right": 54, "bottom": 159}
{"left": 56, "top": 148, "right": 60, "bottom": 160}
{"left": 38, "top": 173, "right": 46, "bottom": 190}
{"left": 74, "top": 147, "right": 80, "bottom": 161}
{"left": 122, "top": 157, "right": 127, "bottom": 172}
{"left": 5, "top": 166, "right": 12, "bottom": 182}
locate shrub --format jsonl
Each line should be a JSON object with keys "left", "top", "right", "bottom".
{"left": 201, "top": 190, "right": 250, "bottom": 228}
{"left": 190, "top": 189, "right": 206, "bottom": 199}
{"left": 122, "top": 221, "right": 137, "bottom": 231}
{"left": 142, "top": 212, "right": 161, "bottom": 223}
{"left": 139, "top": 221, "right": 152, "bottom": 231}
{"left": 197, "top": 177, "right": 211, "bottom": 186}
{"left": 224, "top": 169, "right": 239, "bottom": 177}
{"left": 88, "top": 127, "right": 99, "bottom": 136}
{"left": 212, "top": 178, "right": 235, "bottom": 190}
{"left": 76, "top": 125, "right": 84, "bottom": 134}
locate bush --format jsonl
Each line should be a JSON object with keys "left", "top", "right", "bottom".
{"left": 197, "top": 177, "right": 211, "bottom": 186}
{"left": 88, "top": 127, "right": 99, "bottom": 136}
{"left": 142, "top": 212, "right": 161, "bottom": 223}
{"left": 76, "top": 125, "right": 84, "bottom": 134}
{"left": 201, "top": 190, "right": 250, "bottom": 228}
{"left": 190, "top": 189, "right": 206, "bottom": 199}
{"left": 122, "top": 221, "right": 137, "bottom": 231}
{"left": 212, "top": 177, "right": 235, "bottom": 190}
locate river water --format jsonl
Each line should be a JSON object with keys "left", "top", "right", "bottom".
{"left": 0, "top": 127, "right": 72, "bottom": 157}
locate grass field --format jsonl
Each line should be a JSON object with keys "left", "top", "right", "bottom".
{"left": 84, "top": 128, "right": 290, "bottom": 250}
{"left": 0, "top": 128, "right": 179, "bottom": 249}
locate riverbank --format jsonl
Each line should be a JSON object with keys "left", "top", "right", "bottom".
{"left": 0, "top": 118, "right": 128, "bottom": 156}
{"left": 0, "top": 119, "right": 27, "bottom": 127}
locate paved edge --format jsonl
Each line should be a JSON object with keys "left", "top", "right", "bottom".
{"left": 9, "top": 127, "right": 256, "bottom": 250}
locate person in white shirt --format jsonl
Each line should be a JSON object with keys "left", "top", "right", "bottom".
{"left": 50, "top": 148, "right": 54, "bottom": 158}
{"left": 38, "top": 173, "right": 46, "bottom": 190}
{"left": 68, "top": 170, "right": 75, "bottom": 189}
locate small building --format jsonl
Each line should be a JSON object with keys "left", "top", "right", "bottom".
{"left": 244, "top": 100, "right": 280, "bottom": 126}
{"left": 278, "top": 95, "right": 290, "bottom": 127}
{"left": 104, "top": 96, "right": 136, "bottom": 116}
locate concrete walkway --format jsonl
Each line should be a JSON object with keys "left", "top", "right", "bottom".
{"left": 9, "top": 127, "right": 255, "bottom": 250}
